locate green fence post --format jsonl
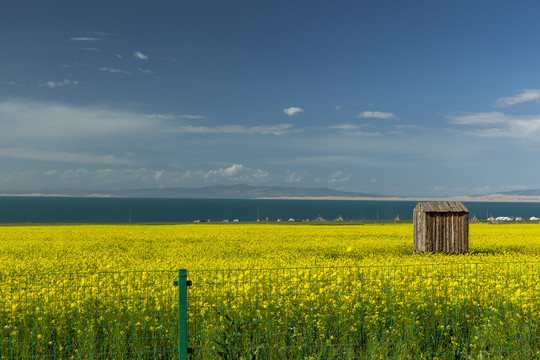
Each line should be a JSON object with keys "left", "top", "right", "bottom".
{"left": 175, "top": 269, "right": 188, "bottom": 360}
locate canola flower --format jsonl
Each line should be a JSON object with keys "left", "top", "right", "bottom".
{"left": 2, "top": 223, "right": 540, "bottom": 359}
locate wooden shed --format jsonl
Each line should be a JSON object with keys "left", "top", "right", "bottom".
{"left": 413, "top": 201, "right": 469, "bottom": 253}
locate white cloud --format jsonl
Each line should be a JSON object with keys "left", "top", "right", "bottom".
{"left": 494, "top": 89, "right": 540, "bottom": 107}
{"left": 99, "top": 67, "right": 130, "bottom": 74}
{"left": 395, "top": 124, "right": 425, "bottom": 130}
{"left": 0, "top": 147, "right": 129, "bottom": 165}
{"left": 149, "top": 113, "right": 206, "bottom": 120}
{"left": 448, "top": 112, "right": 540, "bottom": 139}
{"left": 204, "top": 164, "right": 269, "bottom": 182}
{"left": 154, "top": 170, "right": 165, "bottom": 180}
{"left": 0, "top": 99, "right": 302, "bottom": 181}
{"left": 2, "top": 81, "right": 25, "bottom": 88}
{"left": 0, "top": 100, "right": 294, "bottom": 148}
{"left": 175, "top": 124, "right": 295, "bottom": 135}
{"left": 70, "top": 37, "right": 100, "bottom": 41}
{"left": 134, "top": 51, "right": 149, "bottom": 60}
{"left": 0, "top": 99, "right": 153, "bottom": 143}
{"left": 284, "top": 170, "right": 303, "bottom": 183}
{"left": 38, "top": 80, "right": 79, "bottom": 88}
{"left": 79, "top": 47, "right": 101, "bottom": 52}
{"left": 283, "top": 107, "right": 304, "bottom": 116}
{"left": 275, "top": 155, "right": 405, "bottom": 168}
{"left": 449, "top": 112, "right": 507, "bottom": 125}
{"left": 328, "top": 171, "right": 351, "bottom": 183}
{"left": 138, "top": 68, "right": 155, "bottom": 74}
{"left": 0, "top": 165, "right": 273, "bottom": 191}
{"left": 358, "top": 111, "right": 396, "bottom": 119}
{"left": 328, "top": 123, "right": 365, "bottom": 131}
{"left": 327, "top": 123, "right": 383, "bottom": 136}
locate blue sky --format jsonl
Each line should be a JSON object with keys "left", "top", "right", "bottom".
{"left": 2, "top": 1, "right": 540, "bottom": 196}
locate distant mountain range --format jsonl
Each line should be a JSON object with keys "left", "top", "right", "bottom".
{"left": 0, "top": 184, "right": 386, "bottom": 199}
{"left": 4, "top": 185, "right": 540, "bottom": 200}
{"left": 112, "top": 184, "right": 386, "bottom": 199}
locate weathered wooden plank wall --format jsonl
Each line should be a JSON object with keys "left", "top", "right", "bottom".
{"left": 413, "top": 202, "right": 468, "bottom": 253}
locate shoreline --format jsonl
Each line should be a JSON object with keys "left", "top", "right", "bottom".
{"left": 257, "top": 194, "right": 540, "bottom": 202}
{"left": 1, "top": 193, "right": 540, "bottom": 202}
{"left": 0, "top": 193, "right": 113, "bottom": 198}
{"left": 258, "top": 194, "right": 540, "bottom": 202}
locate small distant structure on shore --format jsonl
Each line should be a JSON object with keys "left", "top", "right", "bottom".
{"left": 413, "top": 201, "right": 469, "bottom": 254}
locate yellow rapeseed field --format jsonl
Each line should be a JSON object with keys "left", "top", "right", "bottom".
{"left": 2, "top": 223, "right": 540, "bottom": 275}
{"left": 3, "top": 223, "right": 540, "bottom": 359}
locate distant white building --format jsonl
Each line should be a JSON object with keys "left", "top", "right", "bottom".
{"left": 494, "top": 216, "right": 522, "bottom": 221}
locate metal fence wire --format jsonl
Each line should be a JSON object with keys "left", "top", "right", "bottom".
{"left": 1, "top": 270, "right": 178, "bottom": 359}
{"left": 186, "top": 263, "right": 540, "bottom": 360}
{"left": 3, "top": 263, "right": 540, "bottom": 359}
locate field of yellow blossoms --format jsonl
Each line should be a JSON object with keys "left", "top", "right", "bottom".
{"left": 2, "top": 223, "right": 540, "bottom": 359}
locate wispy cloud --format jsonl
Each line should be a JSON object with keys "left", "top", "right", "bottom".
{"left": 284, "top": 170, "right": 303, "bottom": 183}
{"left": 494, "top": 89, "right": 540, "bottom": 107}
{"left": 283, "top": 107, "right": 304, "bottom": 116}
{"left": 79, "top": 47, "right": 101, "bottom": 52}
{"left": 448, "top": 112, "right": 540, "bottom": 139}
{"left": 38, "top": 80, "right": 79, "bottom": 88}
{"left": 0, "top": 147, "right": 129, "bottom": 165}
{"left": 2, "top": 81, "right": 25, "bottom": 88}
{"left": 0, "top": 99, "right": 155, "bottom": 142}
{"left": 99, "top": 67, "right": 130, "bottom": 74}
{"left": 0, "top": 164, "right": 272, "bottom": 190}
{"left": 0, "top": 100, "right": 295, "bottom": 145}
{"left": 328, "top": 171, "right": 351, "bottom": 183}
{"left": 70, "top": 37, "right": 100, "bottom": 41}
{"left": 138, "top": 68, "right": 155, "bottom": 74}
{"left": 149, "top": 114, "right": 206, "bottom": 120}
{"left": 175, "top": 124, "right": 295, "bottom": 135}
{"left": 328, "top": 123, "right": 365, "bottom": 131}
{"left": 134, "top": 51, "right": 149, "bottom": 60}
{"left": 203, "top": 164, "right": 268, "bottom": 182}
{"left": 275, "top": 155, "right": 405, "bottom": 168}
{"left": 327, "top": 123, "right": 383, "bottom": 136}
{"left": 358, "top": 111, "right": 396, "bottom": 119}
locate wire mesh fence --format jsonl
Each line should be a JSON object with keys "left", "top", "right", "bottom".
{"left": 186, "top": 262, "right": 540, "bottom": 359}
{"left": 3, "top": 263, "right": 540, "bottom": 359}
{"left": 1, "top": 270, "right": 178, "bottom": 359}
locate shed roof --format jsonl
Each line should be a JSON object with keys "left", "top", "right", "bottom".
{"left": 413, "top": 201, "right": 468, "bottom": 213}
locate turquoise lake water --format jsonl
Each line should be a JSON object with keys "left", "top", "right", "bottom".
{"left": 1, "top": 197, "right": 540, "bottom": 223}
